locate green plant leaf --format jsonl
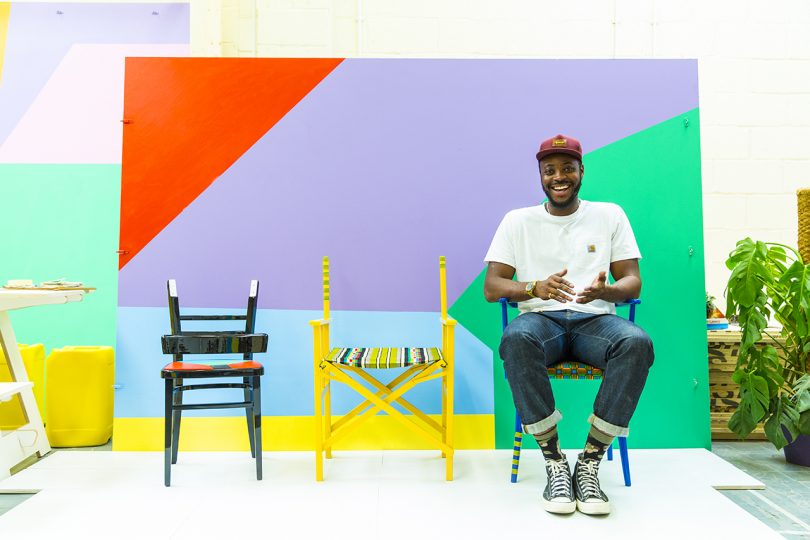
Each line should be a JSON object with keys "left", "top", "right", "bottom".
{"left": 764, "top": 397, "right": 800, "bottom": 449}
{"left": 729, "top": 405, "right": 758, "bottom": 438}
{"left": 764, "top": 413, "right": 790, "bottom": 449}
{"left": 794, "top": 374, "right": 810, "bottom": 413}
{"left": 750, "top": 374, "right": 770, "bottom": 418}
{"left": 759, "top": 346, "right": 785, "bottom": 393}
{"left": 726, "top": 238, "right": 769, "bottom": 309}
{"left": 726, "top": 237, "right": 810, "bottom": 449}
{"left": 799, "top": 410, "right": 810, "bottom": 435}
{"left": 736, "top": 371, "right": 770, "bottom": 422}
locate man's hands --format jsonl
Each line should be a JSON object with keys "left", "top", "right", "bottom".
{"left": 533, "top": 269, "right": 610, "bottom": 304}
{"left": 483, "top": 259, "right": 640, "bottom": 305}
{"left": 535, "top": 269, "right": 576, "bottom": 302}
{"left": 575, "top": 271, "right": 609, "bottom": 304}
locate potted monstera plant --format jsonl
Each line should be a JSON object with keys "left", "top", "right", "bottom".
{"left": 725, "top": 238, "right": 810, "bottom": 465}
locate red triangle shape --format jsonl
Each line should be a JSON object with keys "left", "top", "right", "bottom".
{"left": 119, "top": 58, "right": 343, "bottom": 269}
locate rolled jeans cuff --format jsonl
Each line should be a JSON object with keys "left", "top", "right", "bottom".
{"left": 588, "top": 414, "right": 629, "bottom": 437}
{"left": 523, "top": 409, "right": 563, "bottom": 435}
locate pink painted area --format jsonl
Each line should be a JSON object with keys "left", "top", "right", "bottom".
{"left": 0, "top": 43, "right": 188, "bottom": 164}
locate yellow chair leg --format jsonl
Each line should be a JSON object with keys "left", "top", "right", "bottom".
{"left": 314, "top": 371, "right": 324, "bottom": 481}
{"left": 441, "top": 375, "right": 447, "bottom": 458}
{"left": 324, "top": 380, "right": 332, "bottom": 459}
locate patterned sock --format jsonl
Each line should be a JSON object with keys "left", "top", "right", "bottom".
{"left": 582, "top": 425, "right": 614, "bottom": 462}
{"left": 533, "top": 427, "right": 564, "bottom": 461}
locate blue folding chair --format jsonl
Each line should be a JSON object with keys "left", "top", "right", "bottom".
{"left": 499, "top": 298, "right": 640, "bottom": 487}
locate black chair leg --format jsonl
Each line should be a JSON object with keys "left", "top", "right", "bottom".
{"left": 171, "top": 378, "right": 182, "bottom": 464}
{"left": 253, "top": 376, "right": 262, "bottom": 481}
{"left": 244, "top": 377, "right": 256, "bottom": 458}
{"left": 164, "top": 378, "right": 173, "bottom": 487}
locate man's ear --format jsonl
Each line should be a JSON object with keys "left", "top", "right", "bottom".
{"left": 580, "top": 164, "right": 585, "bottom": 177}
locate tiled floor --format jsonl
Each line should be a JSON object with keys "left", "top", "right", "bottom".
{"left": 0, "top": 440, "right": 808, "bottom": 538}
{"left": 712, "top": 441, "right": 810, "bottom": 537}
{"left": 0, "top": 493, "right": 32, "bottom": 516}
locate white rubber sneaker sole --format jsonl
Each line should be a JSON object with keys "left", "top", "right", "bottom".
{"left": 576, "top": 498, "right": 611, "bottom": 515}
{"left": 543, "top": 498, "right": 576, "bottom": 514}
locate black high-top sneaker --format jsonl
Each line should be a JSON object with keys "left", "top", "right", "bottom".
{"left": 573, "top": 453, "right": 611, "bottom": 515}
{"left": 542, "top": 457, "right": 575, "bottom": 514}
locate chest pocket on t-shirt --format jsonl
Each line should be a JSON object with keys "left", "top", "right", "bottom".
{"left": 578, "top": 238, "right": 610, "bottom": 270}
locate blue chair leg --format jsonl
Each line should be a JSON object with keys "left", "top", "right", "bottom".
{"left": 606, "top": 441, "right": 613, "bottom": 461}
{"left": 618, "top": 436, "right": 631, "bottom": 486}
{"left": 511, "top": 412, "right": 523, "bottom": 483}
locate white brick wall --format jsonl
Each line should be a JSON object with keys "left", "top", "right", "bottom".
{"left": 21, "top": 0, "right": 810, "bottom": 305}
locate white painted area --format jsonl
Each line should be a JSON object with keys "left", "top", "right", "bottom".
{"left": 0, "top": 449, "right": 775, "bottom": 539}
{"left": 0, "top": 44, "right": 189, "bottom": 164}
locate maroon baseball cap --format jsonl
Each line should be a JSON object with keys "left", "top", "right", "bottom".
{"left": 536, "top": 134, "right": 583, "bottom": 162}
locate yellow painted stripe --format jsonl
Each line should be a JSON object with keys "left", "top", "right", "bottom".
{"left": 113, "top": 414, "right": 494, "bottom": 451}
{"left": 0, "top": 3, "right": 10, "bottom": 86}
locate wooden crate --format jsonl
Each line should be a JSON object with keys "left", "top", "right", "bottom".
{"left": 707, "top": 330, "right": 784, "bottom": 440}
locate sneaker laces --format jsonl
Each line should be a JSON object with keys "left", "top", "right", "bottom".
{"left": 547, "top": 459, "right": 572, "bottom": 498}
{"left": 577, "top": 459, "right": 603, "bottom": 499}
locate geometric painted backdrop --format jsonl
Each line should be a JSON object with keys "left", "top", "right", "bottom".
{"left": 0, "top": 4, "right": 188, "bottom": 356}
{"left": 118, "top": 58, "right": 708, "bottom": 449}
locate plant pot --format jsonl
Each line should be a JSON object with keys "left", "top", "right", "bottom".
{"left": 784, "top": 432, "right": 810, "bottom": 467}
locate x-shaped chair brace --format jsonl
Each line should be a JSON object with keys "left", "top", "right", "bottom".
{"left": 318, "top": 359, "right": 451, "bottom": 456}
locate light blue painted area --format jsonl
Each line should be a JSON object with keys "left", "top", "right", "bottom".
{"left": 116, "top": 307, "right": 493, "bottom": 417}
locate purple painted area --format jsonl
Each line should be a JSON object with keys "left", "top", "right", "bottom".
{"left": 119, "top": 59, "right": 698, "bottom": 310}
{"left": 0, "top": 3, "right": 189, "bottom": 144}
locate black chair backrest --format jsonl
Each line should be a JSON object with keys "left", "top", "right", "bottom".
{"left": 163, "top": 280, "right": 266, "bottom": 362}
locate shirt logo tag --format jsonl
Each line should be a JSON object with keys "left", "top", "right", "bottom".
{"left": 587, "top": 244, "right": 596, "bottom": 253}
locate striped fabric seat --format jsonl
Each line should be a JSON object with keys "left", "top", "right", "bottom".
{"left": 325, "top": 347, "right": 443, "bottom": 369}
{"left": 548, "top": 361, "right": 603, "bottom": 380}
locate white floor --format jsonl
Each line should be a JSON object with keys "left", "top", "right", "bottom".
{"left": 0, "top": 449, "right": 775, "bottom": 540}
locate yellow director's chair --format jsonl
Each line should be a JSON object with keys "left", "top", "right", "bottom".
{"left": 310, "top": 256, "right": 456, "bottom": 481}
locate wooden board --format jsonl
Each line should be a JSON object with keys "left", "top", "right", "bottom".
{"left": 2, "top": 286, "right": 96, "bottom": 292}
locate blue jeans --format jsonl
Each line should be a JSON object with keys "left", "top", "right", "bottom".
{"left": 499, "top": 310, "right": 654, "bottom": 437}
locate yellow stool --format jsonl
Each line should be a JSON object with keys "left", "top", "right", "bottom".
{"left": 0, "top": 343, "right": 45, "bottom": 430}
{"left": 45, "top": 346, "right": 114, "bottom": 447}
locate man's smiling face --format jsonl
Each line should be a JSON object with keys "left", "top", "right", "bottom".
{"left": 539, "top": 154, "right": 584, "bottom": 211}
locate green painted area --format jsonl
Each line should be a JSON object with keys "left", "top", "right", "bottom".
{"left": 0, "top": 164, "right": 120, "bottom": 353}
{"left": 450, "top": 109, "right": 710, "bottom": 450}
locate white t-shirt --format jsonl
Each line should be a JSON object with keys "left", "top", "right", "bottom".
{"left": 484, "top": 200, "right": 641, "bottom": 315}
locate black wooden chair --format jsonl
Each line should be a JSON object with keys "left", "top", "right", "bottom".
{"left": 160, "top": 279, "right": 267, "bottom": 486}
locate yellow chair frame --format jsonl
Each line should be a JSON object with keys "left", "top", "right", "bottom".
{"left": 310, "top": 256, "right": 457, "bottom": 481}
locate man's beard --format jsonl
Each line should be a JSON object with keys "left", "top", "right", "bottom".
{"left": 542, "top": 182, "right": 581, "bottom": 208}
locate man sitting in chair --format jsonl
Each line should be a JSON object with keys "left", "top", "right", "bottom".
{"left": 483, "top": 134, "right": 654, "bottom": 516}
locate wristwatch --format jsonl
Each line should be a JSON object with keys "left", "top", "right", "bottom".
{"left": 525, "top": 281, "right": 537, "bottom": 298}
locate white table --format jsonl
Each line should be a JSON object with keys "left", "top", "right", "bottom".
{"left": 0, "top": 289, "right": 87, "bottom": 479}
